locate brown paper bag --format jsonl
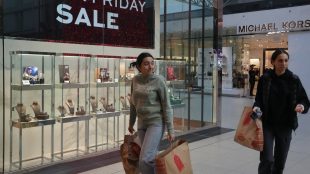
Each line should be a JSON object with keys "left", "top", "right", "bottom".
{"left": 155, "top": 140, "right": 193, "bottom": 174}
{"left": 234, "top": 106, "right": 264, "bottom": 151}
{"left": 120, "top": 134, "right": 141, "bottom": 174}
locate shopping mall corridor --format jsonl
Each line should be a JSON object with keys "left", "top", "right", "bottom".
{"left": 77, "top": 96, "right": 310, "bottom": 174}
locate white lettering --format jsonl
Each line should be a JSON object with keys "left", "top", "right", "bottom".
{"left": 75, "top": 8, "right": 91, "bottom": 26}
{"left": 120, "top": 0, "right": 129, "bottom": 9}
{"left": 103, "top": 0, "right": 112, "bottom": 6}
{"left": 107, "top": 12, "right": 119, "bottom": 29}
{"left": 138, "top": 1, "right": 146, "bottom": 12}
{"left": 130, "top": 0, "right": 139, "bottom": 11}
{"left": 56, "top": 4, "right": 73, "bottom": 24}
{"left": 93, "top": 10, "right": 104, "bottom": 28}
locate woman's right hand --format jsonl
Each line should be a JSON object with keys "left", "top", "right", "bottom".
{"left": 128, "top": 126, "right": 135, "bottom": 134}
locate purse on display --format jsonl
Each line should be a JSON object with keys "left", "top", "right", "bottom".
{"left": 167, "top": 66, "right": 176, "bottom": 80}
{"left": 234, "top": 106, "right": 264, "bottom": 151}
{"left": 156, "top": 140, "right": 193, "bottom": 174}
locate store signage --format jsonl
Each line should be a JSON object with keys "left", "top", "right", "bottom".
{"left": 56, "top": 0, "right": 146, "bottom": 29}
{"left": 237, "top": 19, "right": 310, "bottom": 34}
{"left": 3, "top": 0, "right": 154, "bottom": 48}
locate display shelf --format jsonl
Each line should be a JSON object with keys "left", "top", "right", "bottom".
{"left": 167, "top": 80, "right": 185, "bottom": 86}
{"left": 171, "top": 103, "right": 186, "bottom": 109}
{"left": 55, "top": 83, "right": 88, "bottom": 89}
{"left": 11, "top": 84, "right": 53, "bottom": 90}
{"left": 92, "top": 111, "right": 121, "bottom": 119}
{"left": 11, "top": 118, "right": 56, "bottom": 129}
{"left": 9, "top": 51, "right": 55, "bottom": 170}
{"left": 56, "top": 115, "right": 92, "bottom": 123}
{"left": 121, "top": 109, "right": 130, "bottom": 115}
{"left": 90, "top": 82, "right": 119, "bottom": 88}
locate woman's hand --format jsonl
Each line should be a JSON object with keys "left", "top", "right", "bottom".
{"left": 295, "top": 104, "right": 304, "bottom": 113}
{"left": 128, "top": 126, "right": 135, "bottom": 134}
{"left": 167, "top": 133, "right": 175, "bottom": 142}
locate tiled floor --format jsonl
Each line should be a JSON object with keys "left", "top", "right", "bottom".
{"left": 79, "top": 96, "right": 310, "bottom": 174}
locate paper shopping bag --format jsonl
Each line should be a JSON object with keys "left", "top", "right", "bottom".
{"left": 120, "top": 133, "right": 141, "bottom": 174}
{"left": 155, "top": 140, "right": 193, "bottom": 174}
{"left": 234, "top": 106, "right": 264, "bottom": 151}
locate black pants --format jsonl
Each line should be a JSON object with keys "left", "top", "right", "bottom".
{"left": 258, "top": 125, "right": 292, "bottom": 174}
{"left": 250, "top": 80, "right": 255, "bottom": 96}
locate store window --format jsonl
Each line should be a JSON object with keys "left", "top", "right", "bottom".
{"left": 222, "top": 32, "right": 288, "bottom": 96}
{"left": 1, "top": 0, "right": 220, "bottom": 172}
{"left": 160, "top": 0, "right": 219, "bottom": 130}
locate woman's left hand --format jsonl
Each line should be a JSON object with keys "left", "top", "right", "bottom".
{"left": 167, "top": 133, "right": 175, "bottom": 142}
{"left": 295, "top": 104, "right": 304, "bottom": 113}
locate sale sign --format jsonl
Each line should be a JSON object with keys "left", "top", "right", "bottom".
{"left": 3, "top": 0, "right": 155, "bottom": 48}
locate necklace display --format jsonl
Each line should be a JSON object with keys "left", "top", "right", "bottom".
{"left": 65, "top": 99, "right": 75, "bottom": 115}
{"left": 15, "top": 103, "right": 31, "bottom": 122}
{"left": 31, "top": 101, "right": 49, "bottom": 120}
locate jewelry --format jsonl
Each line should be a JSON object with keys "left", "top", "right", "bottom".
{"left": 57, "top": 106, "right": 67, "bottom": 117}
{"left": 90, "top": 96, "right": 98, "bottom": 112}
{"left": 65, "top": 99, "right": 75, "bottom": 115}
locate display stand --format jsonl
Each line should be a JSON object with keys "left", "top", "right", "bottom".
{"left": 54, "top": 54, "right": 91, "bottom": 159}
{"left": 9, "top": 51, "right": 55, "bottom": 170}
{"left": 90, "top": 111, "right": 121, "bottom": 151}
{"left": 55, "top": 115, "right": 91, "bottom": 159}
{"left": 89, "top": 56, "right": 121, "bottom": 151}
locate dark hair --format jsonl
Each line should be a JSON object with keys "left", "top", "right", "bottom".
{"left": 271, "top": 48, "right": 289, "bottom": 62}
{"left": 130, "top": 52, "right": 154, "bottom": 71}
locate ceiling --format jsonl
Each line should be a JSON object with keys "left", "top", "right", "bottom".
{"left": 224, "top": 32, "right": 288, "bottom": 49}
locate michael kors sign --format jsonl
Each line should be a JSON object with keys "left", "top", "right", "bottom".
{"left": 237, "top": 19, "right": 310, "bottom": 34}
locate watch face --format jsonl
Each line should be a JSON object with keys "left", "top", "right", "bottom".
{"left": 24, "top": 66, "right": 39, "bottom": 76}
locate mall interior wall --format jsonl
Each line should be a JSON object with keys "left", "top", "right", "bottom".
{"left": 288, "top": 32, "right": 310, "bottom": 97}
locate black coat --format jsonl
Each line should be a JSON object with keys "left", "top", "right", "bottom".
{"left": 253, "top": 69, "right": 310, "bottom": 130}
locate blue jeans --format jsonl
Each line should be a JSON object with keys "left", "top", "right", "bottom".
{"left": 137, "top": 122, "right": 164, "bottom": 174}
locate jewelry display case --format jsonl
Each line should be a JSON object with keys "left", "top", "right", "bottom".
{"left": 89, "top": 56, "right": 121, "bottom": 151}
{"left": 54, "top": 54, "right": 91, "bottom": 159}
{"left": 7, "top": 52, "right": 189, "bottom": 171}
{"left": 10, "top": 51, "right": 56, "bottom": 169}
{"left": 119, "top": 58, "right": 137, "bottom": 142}
{"left": 155, "top": 59, "right": 186, "bottom": 132}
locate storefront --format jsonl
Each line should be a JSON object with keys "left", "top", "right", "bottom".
{"left": 0, "top": 0, "right": 221, "bottom": 172}
{"left": 222, "top": 5, "right": 310, "bottom": 97}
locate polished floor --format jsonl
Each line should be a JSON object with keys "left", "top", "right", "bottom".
{"left": 79, "top": 96, "right": 310, "bottom": 174}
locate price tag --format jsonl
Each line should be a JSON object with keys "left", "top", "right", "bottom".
{"left": 22, "top": 80, "right": 30, "bottom": 85}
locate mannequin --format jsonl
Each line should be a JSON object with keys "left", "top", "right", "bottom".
{"left": 126, "top": 93, "right": 131, "bottom": 105}
{"left": 65, "top": 99, "right": 75, "bottom": 115}
{"left": 57, "top": 106, "right": 67, "bottom": 117}
{"left": 89, "top": 96, "right": 98, "bottom": 112}
{"left": 99, "top": 97, "right": 107, "bottom": 111}
{"left": 30, "top": 101, "right": 49, "bottom": 119}
{"left": 120, "top": 96, "right": 129, "bottom": 110}
{"left": 15, "top": 103, "right": 31, "bottom": 122}
{"left": 31, "top": 101, "right": 41, "bottom": 115}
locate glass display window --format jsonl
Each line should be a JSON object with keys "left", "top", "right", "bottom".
{"left": 54, "top": 53, "right": 91, "bottom": 159}
{"left": 9, "top": 51, "right": 56, "bottom": 170}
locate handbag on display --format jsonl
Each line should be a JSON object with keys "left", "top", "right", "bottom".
{"left": 234, "top": 106, "right": 264, "bottom": 151}
{"left": 167, "top": 66, "right": 176, "bottom": 80}
{"left": 155, "top": 140, "right": 193, "bottom": 174}
{"left": 120, "top": 133, "right": 141, "bottom": 174}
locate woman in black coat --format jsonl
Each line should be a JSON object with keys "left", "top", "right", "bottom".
{"left": 252, "top": 49, "right": 310, "bottom": 174}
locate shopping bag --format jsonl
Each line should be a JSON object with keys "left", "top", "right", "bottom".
{"left": 234, "top": 106, "right": 264, "bottom": 151}
{"left": 155, "top": 140, "right": 193, "bottom": 174}
{"left": 120, "top": 133, "right": 141, "bottom": 174}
